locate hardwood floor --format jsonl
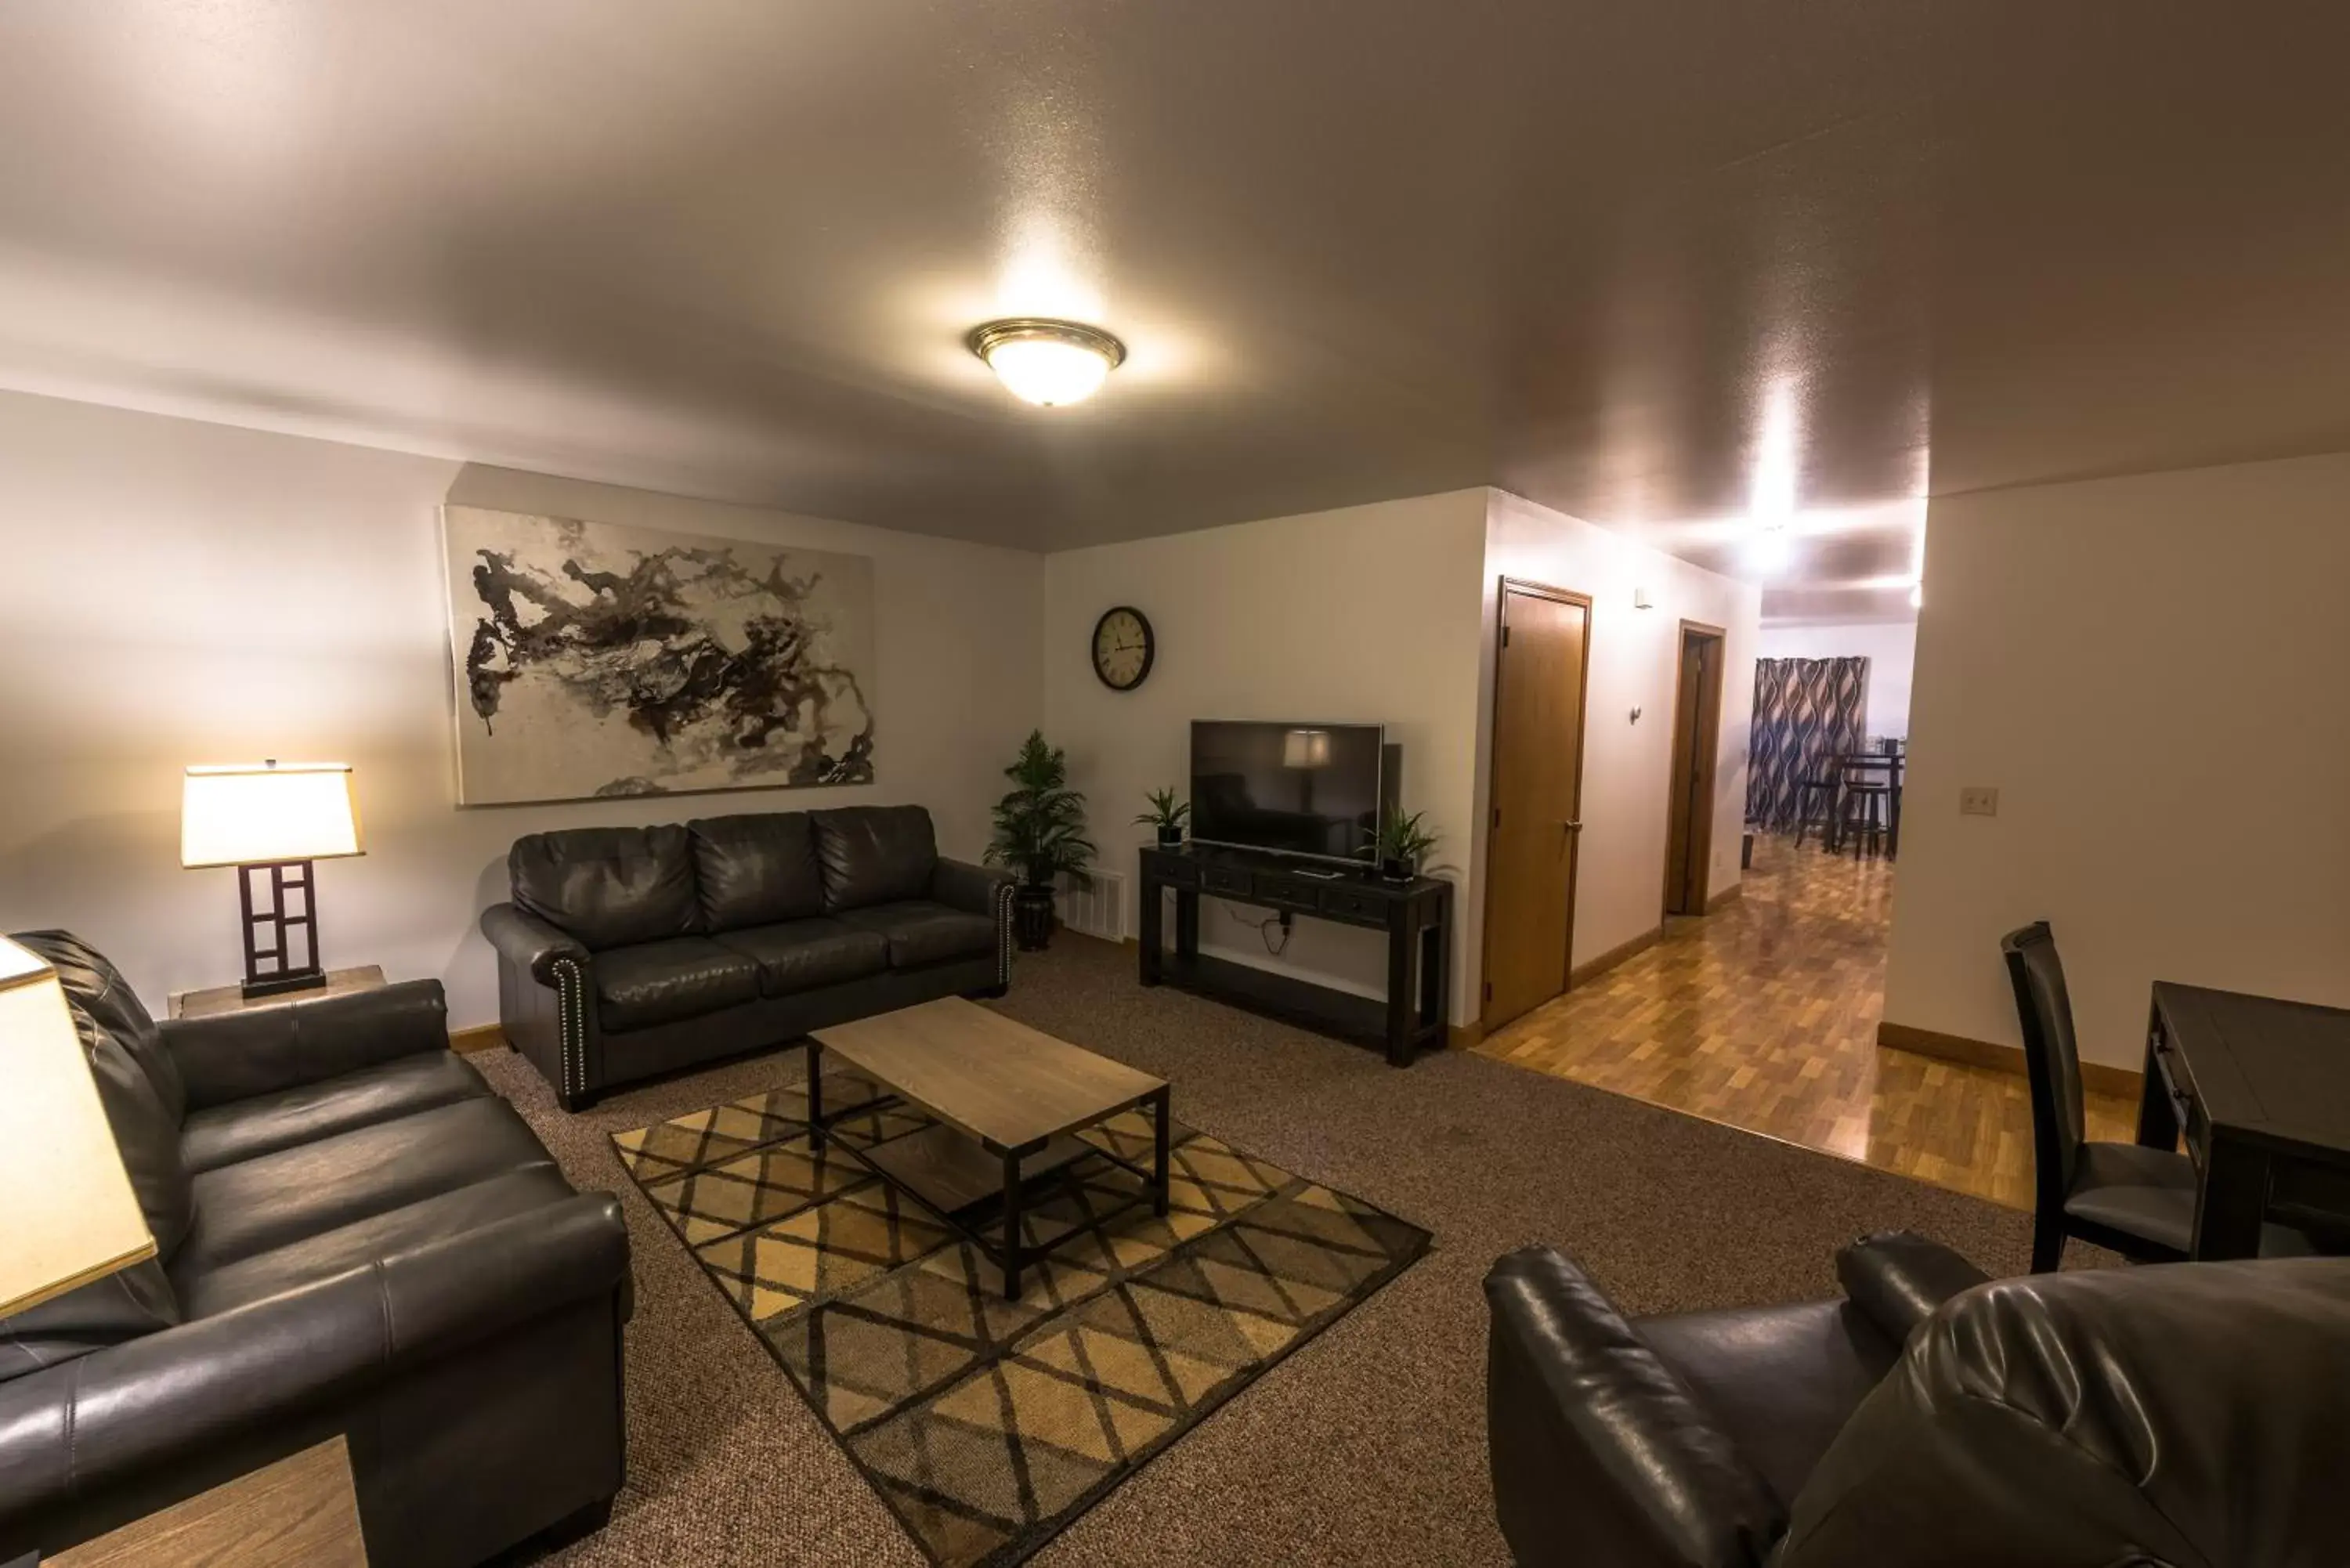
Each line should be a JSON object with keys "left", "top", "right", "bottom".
{"left": 1475, "top": 833, "right": 2136, "bottom": 1210}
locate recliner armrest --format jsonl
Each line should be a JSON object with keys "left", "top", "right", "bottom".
{"left": 1484, "top": 1248, "right": 1781, "bottom": 1568}
{"left": 161, "top": 979, "right": 452, "bottom": 1111}
{"left": 480, "top": 902, "right": 591, "bottom": 987}
{"left": 0, "top": 1192, "right": 629, "bottom": 1517}
{"left": 929, "top": 856, "right": 1015, "bottom": 916}
{"left": 1834, "top": 1232, "right": 1990, "bottom": 1346}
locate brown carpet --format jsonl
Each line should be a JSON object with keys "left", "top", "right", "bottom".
{"left": 475, "top": 934, "right": 2045, "bottom": 1566}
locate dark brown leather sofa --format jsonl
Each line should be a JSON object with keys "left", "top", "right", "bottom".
{"left": 481, "top": 804, "right": 1014, "bottom": 1110}
{"left": 0, "top": 932, "right": 629, "bottom": 1568}
{"left": 1485, "top": 1233, "right": 2350, "bottom": 1566}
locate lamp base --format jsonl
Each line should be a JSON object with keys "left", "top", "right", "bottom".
{"left": 240, "top": 967, "right": 327, "bottom": 1003}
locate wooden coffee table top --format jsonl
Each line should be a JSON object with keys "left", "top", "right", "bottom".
{"left": 812, "top": 997, "right": 1165, "bottom": 1151}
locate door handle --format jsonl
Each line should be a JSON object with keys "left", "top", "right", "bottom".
{"left": 1560, "top": 820, "right": 1582, "bottom": 833}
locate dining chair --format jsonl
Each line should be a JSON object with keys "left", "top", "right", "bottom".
{"left": 2001, "top": 921, "right": 2315, "bottom": 1270}
{"left": 1793, "top": 769, "right": 1842, "bottom": 850}
{"left": 1838, "top": 756, "right": 1894, "bottom": 859}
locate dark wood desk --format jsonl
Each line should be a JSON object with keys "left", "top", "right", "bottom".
{"left": 2138, "top": 982, "right": 2350, "bottom": 1259}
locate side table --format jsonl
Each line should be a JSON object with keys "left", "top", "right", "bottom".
{"left": 171, "top": 965, "right": 385, "bottom": 1021}
{"left": 45, "top": 1436, "right": 367, "bottom": 1566}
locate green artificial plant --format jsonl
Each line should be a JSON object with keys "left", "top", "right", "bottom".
{"left": 986, "top": 730, "right": 1097, "bottom": 890}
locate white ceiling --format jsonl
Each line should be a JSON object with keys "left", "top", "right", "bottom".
{"left": 3, "top": 2, "right": 2347, "bottom": 624}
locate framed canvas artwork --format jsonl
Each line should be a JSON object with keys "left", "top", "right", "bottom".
{"left": 439, "top": 505, "right": 877, "bottom": 804}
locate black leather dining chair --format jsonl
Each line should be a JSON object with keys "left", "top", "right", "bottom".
{"left": 2001, "top": 921, "right": 2314, "bottom": 1270}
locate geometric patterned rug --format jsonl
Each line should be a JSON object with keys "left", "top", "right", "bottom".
{"left": 613, "top": 1069, "right": 1432, "bottom": 1567}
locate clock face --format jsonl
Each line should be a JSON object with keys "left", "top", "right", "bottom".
{"left": 1092, "top": 606, "right": 1154, "bottom": 691}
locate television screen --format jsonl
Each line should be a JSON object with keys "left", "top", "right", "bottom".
{"left": 1189, "top": 721, "right": 1385, "bottom": 863}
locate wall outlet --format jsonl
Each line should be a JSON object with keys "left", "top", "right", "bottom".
{"left": 1959, "top": 786, "right": 2000, "bottom": 818}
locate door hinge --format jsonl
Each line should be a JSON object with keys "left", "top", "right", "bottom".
{"left": 1491, "top": 806, "right": 1501, "bottom": 828}
{"left": 1501, "top": 625, "right": 1511, "bottom": 648}
{"left": 1483, "top": 981, "right": 1493, "bottom": 1003}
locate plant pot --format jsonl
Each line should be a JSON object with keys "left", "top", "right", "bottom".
{"left": 1156, "top": 826, "right": 1184, "bottom": 848}
{"left": 1379, "top": 855, "right": 1415, "bottom": 883}
{"left": 1013, "top": 883, "right": 1058, "bottom": 951}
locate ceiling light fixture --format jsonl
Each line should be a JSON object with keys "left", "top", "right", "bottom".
{"left": 968, "top": 318, "right": 1126, "bottom": 406}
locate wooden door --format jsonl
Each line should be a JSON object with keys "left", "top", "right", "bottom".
{"left": 1663, "top": 624, "right": 1725, "bottom": 916}
{"left": 1482, "top": 581, "right": 1592, "bottom": 1030}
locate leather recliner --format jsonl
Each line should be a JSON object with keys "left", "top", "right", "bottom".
{"left": 1485, "top": 1234, "right": 2350, "bottom": 1566}
{"left": 481, "top": 804, "right": 1014, "bottom": 1109}
{"left": 0, "top": 932, "right": 631, "bottom": 1568}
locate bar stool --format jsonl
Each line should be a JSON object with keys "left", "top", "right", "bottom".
{"left": 1839, "top": 755, "right": 1894, "bottom": 858}
{"left": 1793, "top": 770, "right": 1843, "bottom": 850}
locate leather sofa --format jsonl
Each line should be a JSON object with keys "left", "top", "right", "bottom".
{"left": 1484, "top": 1234, "right": 2350, "bottom": 1566}
{"left": 482, "top": 804, "right": 1014, "bottom": 1110}
{"left": 0, "top": 931, "right": 630, "bottom": 1568}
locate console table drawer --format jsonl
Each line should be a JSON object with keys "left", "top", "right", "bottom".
{"left": 1201, "top": 864, "right": 1254, "bottom": 896}
{"left": 1255, "top": 873, "right": 1329, "bottom": 912}
{"left": 1155, "top": 856, "right": 1201, "bottom": 889}
{"left": 1321, "top": 886, "right": 1388, "bottom": 922}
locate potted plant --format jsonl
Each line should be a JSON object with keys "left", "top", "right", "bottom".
{"left": 1133, "top": 786, "right": 1190, "bottom": 848}
{"left": 985, "top": 729, "right": 1096, "bottom": 952}
{"left": 1368, "top": 807, "right": 1438, "bottom": 883}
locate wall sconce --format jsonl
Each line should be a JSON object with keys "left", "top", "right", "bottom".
{"left": 1632, "top": 587, "right": 1654, "bottom": 610}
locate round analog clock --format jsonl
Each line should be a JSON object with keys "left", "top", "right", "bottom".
{"left": 1090, "top": 605, "right": 1155, "bottom": 691}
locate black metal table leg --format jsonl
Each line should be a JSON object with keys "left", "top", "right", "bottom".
{"left": 1000, "top": 1147, "right": 1024, "bottom": 1300}
{"left": 2193, "top": 1136, "right": 2272, "bottom": 1260}
{"left": 1152, "top": 1086, "right": 1172, "bottom": 1218}
{"left": 805, "top": 1039, "right": 824, "bottom": 1133}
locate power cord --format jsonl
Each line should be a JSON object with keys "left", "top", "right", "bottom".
{"left": 1219, "top": 900, "right": 1294, "bottom": 956}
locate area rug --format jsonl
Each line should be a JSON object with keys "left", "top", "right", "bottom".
{"left": 612, "top": 1071, "right": 1432, "bottom": 1568}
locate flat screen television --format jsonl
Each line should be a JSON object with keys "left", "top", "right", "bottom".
{"left": 1189, "top": 721, "right": 1387, "bottom": 865}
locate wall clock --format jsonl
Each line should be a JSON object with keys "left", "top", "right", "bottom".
{"left": 1090, "top": 605, "right": 1155, "bottom": 691}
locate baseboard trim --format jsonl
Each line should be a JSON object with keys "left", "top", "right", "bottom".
{"left": 1447, "top": 1021, "right": 1484, "bottom": 1050}
{"left": 1877, "top": 1021, "right": 2141, "bottom": 1097}
{"left": 1568, "top": 925, "right": 1663, "bottom": 989}
{"left": 450, "top": 1023, "right": 506, "bottom": 1054}
{"left": 1704, "top": 883, "right": 1744, "bottom": 915}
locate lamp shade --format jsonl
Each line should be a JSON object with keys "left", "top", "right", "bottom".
{"left": 1281, "top": 728, "right": 1332, "bottom": 769}
{"left": 0, "top": 936, "right": 157, "bottom": 1317}
{"left": 181, "top": 761, "right": 363, "bottom": 869}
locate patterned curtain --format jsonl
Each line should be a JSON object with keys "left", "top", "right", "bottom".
{"left": 1747, "top": 657, "right": 1868, "bottom": 829}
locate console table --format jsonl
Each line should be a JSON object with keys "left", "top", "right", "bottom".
{"left": 1136, "top": 844, "right": 1452, "bottom": 1066}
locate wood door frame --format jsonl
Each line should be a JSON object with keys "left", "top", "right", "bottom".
{"left": 1661, "top": 619, "right": 1728, "bottom": 916}
{"left": 1479, "top": 576, "right": 1596, "bottom": 1032}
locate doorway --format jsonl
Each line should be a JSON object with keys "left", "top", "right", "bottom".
{"left": 1662, "top": 620, "right": 1726, "bottom": 916}
{"left": 1480, "top": 578, "right": 1593, "bottom": 1031}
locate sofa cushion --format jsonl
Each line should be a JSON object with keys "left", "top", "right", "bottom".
{"left": 175, "top": 1165, "right": 574, "bottom": 1321}
{"left": 179, "top": 1051, "right": 491, "bottom": 1176}
{"left": 714, "top": 919, "right": 891, "bottom": 997}
{"left": 510, "top": 825, "right": 700, "bottom": 951}
{"left": 14, "top": 929, "right": 186, "bottom": 1122}
{"left": 67, "top": 1000, "right": 193, "bottom": 1265}
{"left": 593, "top": 938, "right": 761, "bottom": 1032}
{"left": 836, "top": 900, "right": 997, "bottom": 970}
{"left": 170, "top": 1096, "right": 555, "bottom": 1281}
{"left": 0, "top": 1259, "right": 182, "bottom": 1386}
{"left": 688, "top": 812, "right": 826, "bottom": 931}
{"left": 812, "top": 806, "right": 938, "bottom": 913}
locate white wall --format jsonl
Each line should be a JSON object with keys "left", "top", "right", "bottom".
{"left": 1755, "top": 619, "right": 1917, "bottom": 742}
{"left": 1041, "top": 490, "right": 1492, "bottom": 1019}
{"left": 1477, "top": 490, "right": 1762, "bottom": 976}
{"left": 1885, "top": 451, "right": 2350, "bottom": 1068}
{"left": 0, "top": 391, "right": 1043, "bottom": 1028}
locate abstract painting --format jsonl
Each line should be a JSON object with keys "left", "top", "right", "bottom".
{"left": 439, "top": 505, "right": 876, "bottom": 804}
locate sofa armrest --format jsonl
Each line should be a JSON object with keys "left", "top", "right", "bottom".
{"left": 480, "top": 902, "right": 590, "bottom": 987}
{"left": 1834, "top": 1232, "right": 1990, "bottom": 1346}
{"left": 1484, "top": 1248, "right": 1781, "bottom": 1568}
{"left": 929, "top": 856, "right": 1015, "bottom": 916}
{"left": 160, "top": 979, "right": 451, "bottom": 1111}
{"left": 0, "top": 1192, "right": 629, "bottom": 1517}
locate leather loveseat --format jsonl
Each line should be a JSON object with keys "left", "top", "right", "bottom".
{"left": 0, "top": 931, "right": 630, "bottom": 1568}
{"left": 1484, "top": 1233, "right": 2350, "bottom": 1566}
{"left": 480, "top": 804, "right": 1014, "bottom": 1110}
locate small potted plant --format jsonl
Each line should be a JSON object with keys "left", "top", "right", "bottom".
{"left": 1134, "top": 787, "right": 1190, "bottom": 848}
{"left": 985, "top": 730, "right": 1096, "bottom": 952}
{"left": 1368, "top": 807, "right": 1438, "bottom": 883}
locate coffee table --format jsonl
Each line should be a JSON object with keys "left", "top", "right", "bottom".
{"left": 808, "top": 997, "right": 1172, "bottom": 1298}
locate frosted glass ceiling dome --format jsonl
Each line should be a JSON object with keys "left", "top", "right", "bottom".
{"left": 968, "top": 319, "right": 1126, "bottom": 406}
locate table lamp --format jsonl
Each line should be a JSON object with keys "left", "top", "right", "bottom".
{"left": 0, "top": 935, "right": 157, "bottom": 1319}
{"left": 181, "top": 761, "right": 364, "bottom": 1000}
